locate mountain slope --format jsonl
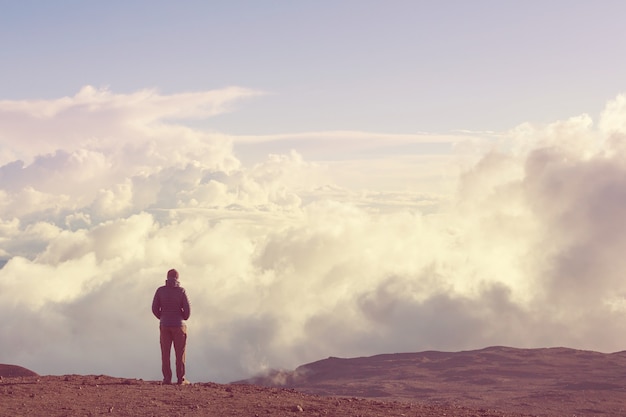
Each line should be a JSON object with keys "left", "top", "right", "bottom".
{"left": 239, "top": 346, "right": 626, "bottom": 416}
{"left": 0, "top": 364, "right": 38, "bottom": 377}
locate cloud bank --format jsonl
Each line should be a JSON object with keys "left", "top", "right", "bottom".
{"left": 1, "top": 86, "right": 626, "bottom": 383}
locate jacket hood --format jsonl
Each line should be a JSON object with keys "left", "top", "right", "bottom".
{"left": 165, "top": 278, "right": 180, "bottom": 287}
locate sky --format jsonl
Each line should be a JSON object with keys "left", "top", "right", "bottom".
{"left": 2, "top": 1, "right": 626, "bottom": 383}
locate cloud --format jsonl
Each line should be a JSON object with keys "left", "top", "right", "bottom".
{"left": 0, "top": 85, "right": 262, "bottom": 165}
{"left": 233, "top": 130, "right": 484, "bottom": 194}
{"left": 2, "top": 88, "right": 626, "bottom": 383}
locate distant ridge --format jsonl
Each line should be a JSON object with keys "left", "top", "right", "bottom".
{"left": 239, "top": 346, "right": 622, "bottom": 389}
{"left": 0, "top": 364, "right": 39, "bottom": 377}
{"left": 236, "top": 346, "right": 626, "bottom": 416}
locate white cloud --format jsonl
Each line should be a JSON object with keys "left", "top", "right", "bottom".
{"left": 0, "top": 85, "right": 262, "bottom": 165}
{"left": 2, "top": 87, "right": 626, "bottom": 383}
{"left": 599, "top": 93, "right": 626, "bottom": 135}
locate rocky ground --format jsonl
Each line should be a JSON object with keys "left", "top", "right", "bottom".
{"left": 0, "top": 374, "right": 533, "bottom": 417}
{"left": 3, "top": 346, "right": 626, "bottom": 416}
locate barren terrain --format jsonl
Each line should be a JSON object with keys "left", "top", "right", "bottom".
{"left": 244, "top": 346, "right": 626, "bottom": 416}
{"left": 2, "top": 346, "right": 626, "bottom": 416}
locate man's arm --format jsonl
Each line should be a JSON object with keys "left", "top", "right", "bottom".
{"left": 181, "top": 289, "right": 191, "bottom": 320}
{"left": 151, "top": 290, "right": 161, "bottom": 319}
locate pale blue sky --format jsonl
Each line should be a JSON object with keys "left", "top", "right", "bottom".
{"left": 3, "top": 0, "right": 626, "bottom": 134}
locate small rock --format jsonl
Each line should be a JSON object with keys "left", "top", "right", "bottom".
{"left": 292, "top": 404, "right": 304, "bottom": 412}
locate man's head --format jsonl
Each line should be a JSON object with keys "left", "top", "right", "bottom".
{"left": 167, "top": 269, "right": 179, "bottom": 280}
{"left": 166, "top": 268, "right": 179, "bottom": 286}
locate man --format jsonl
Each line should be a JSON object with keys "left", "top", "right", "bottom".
{"left": 152, "top": 268, "right": 191, "bottom": 385}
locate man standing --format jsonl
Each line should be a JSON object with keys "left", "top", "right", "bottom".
{"left": 152, "top": 268, "right": 191, "bottom": 385}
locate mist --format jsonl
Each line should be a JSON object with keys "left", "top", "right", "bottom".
{"left": 2, "top": 87, "right": 626, "bottom": 383}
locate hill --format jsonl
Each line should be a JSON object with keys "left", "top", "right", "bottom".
{"left": 239, "top": 346, "right": 626, "bottom": 416}
{"left": 0, "top": 364, "right": 38, "bottom": 378}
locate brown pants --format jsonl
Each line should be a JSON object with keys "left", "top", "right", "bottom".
{"left": 159, "top": 325, "right": 187, "bottom": 383}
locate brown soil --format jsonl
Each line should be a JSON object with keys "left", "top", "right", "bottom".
{"left": 0, "top": 375, "right": 531, "bottom": 417}
{"left": 2, "top": 346, "right": 626, "bottom": 417}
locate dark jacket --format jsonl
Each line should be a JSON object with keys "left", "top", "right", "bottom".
{"left": 152, "top": 279, "right": 191, "bottom": 326}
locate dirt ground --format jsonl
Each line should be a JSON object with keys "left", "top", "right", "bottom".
{"left": 3, "top": 346, "right": 626, "bottom": 417}
{"left": 0, "top": 374, "right": 534, "bottom": 417}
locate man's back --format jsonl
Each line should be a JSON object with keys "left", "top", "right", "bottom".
{"left": 152, "top": 284, "right": 191, "bottom": 327}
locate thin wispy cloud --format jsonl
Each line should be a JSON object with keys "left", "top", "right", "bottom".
{"left": 0, "top": 86, "right": 264, "bottom": 164}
